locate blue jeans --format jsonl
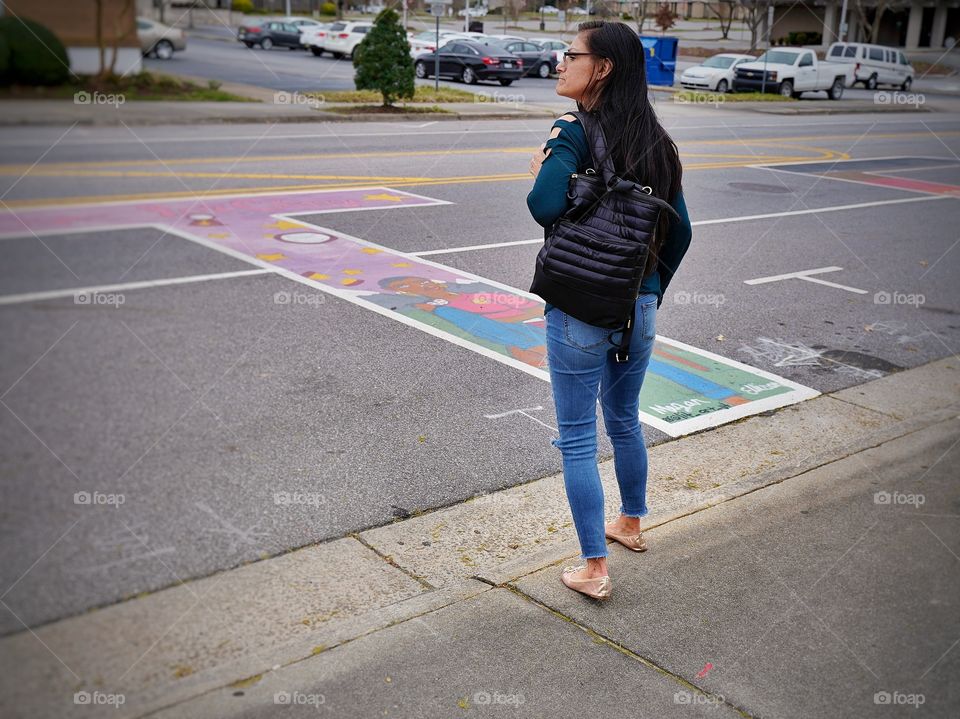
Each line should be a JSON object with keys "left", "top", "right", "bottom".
{"left": 544, "top": 293, "right": 658, "bottom": 560}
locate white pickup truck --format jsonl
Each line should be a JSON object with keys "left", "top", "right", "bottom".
{"left": 732, "top": 48, "right": 856, "bottom": 100}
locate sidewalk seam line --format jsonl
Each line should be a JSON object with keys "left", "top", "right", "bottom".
{"left": 500, "top": 584, "right": 756, "bottom": 719}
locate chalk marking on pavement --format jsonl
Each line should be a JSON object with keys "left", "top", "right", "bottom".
{"left": 744, "top": 267, "right": 868, "bottom": 294}
{"left": 0, "top": 269, "right": 272, "bottom": 306}
{"left": 410, "top": 194, "right": 950, "bottom": 256}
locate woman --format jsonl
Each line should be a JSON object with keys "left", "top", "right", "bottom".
{"left": 526, "top": 20, "right": 692, "bottom": 600}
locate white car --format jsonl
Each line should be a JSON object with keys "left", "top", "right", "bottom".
{"left": 680, "top": 53, "right": 755, "bottom": 93}
{"left": 301, "top": 23, "right": 333, "bottom": 56}
{"left": 323, "top": 21, "right": 373, "bottom": 59}
{"left": 539, "top": 5, "right": 560, "bottom": 13}
{"left": 568, "top": 7, "right": 588, "bottom": 14}
{"left": 826, "top": 41, "right": 914, "bottom": 91}
{"left": 458, "top": 6, "right": 488, "bottom": 16}
{"left": 408, "top": 30, "right": 475, "bottom": 59}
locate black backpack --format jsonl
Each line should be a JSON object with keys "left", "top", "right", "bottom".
{"left": 529, "top": 110, "right": 680, "bottom": 362}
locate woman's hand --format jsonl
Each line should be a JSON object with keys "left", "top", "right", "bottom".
{"left": 529, "top": 143, "right": 549, "bottom": 178}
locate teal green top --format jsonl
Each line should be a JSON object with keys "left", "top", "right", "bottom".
{"left": 526, "top": 114, "right": 692, "bottom": 311}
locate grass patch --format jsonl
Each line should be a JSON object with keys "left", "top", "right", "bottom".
{"left": 674, "top": 89, "right": 795, "bottom": 102}
{"left": 0, "top": 71, "right": 256, "bottom": 102}
{"left": 325, "top": 104, "right": 453, "bottom": 114}
{"left": 912, "top": 60, "right": 952, "bottom": 76}
{"left": 311, "top": 85, "right": 477, "bottom": 104}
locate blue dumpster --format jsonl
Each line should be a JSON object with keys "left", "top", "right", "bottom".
{"left": 638, "top": 35, "right": 678, "bottom": 87}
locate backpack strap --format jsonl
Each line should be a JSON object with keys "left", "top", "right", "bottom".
{"left": 571, "top": 110, "right": 681, "bottom": 223}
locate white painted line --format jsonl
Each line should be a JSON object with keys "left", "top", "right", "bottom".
{"left": 0, "top": 185, "right": 453, "bottom": 215}
{"left": 412, "top": 238, "right": 543, "bottom": 256}
{"left": 797, "top": 275, "right": 869, "bottom": 294}
{"left": 692, "top": 194, "right": 951, "bottom": 227}
{"left": 0, "top": 268, "right": 273, "bottom": 305}
{"left": 744, "top": 266, "right": 844, "bottom": 284}
{"left": 408, "top": 195, "right": 950, "bottom": 256}
{"left": 745, "top": 266, "right": 867, "bottom": 294}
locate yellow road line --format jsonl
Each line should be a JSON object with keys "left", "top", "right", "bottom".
{"left": 0, "top": 150, "right": 851, "bottom": 210}
{"left": 0, "top": 129, "right": 951, "bottom": 174}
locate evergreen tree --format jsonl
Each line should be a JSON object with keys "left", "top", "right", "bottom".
{"left": 353, "top": 9, "right": 415, "bottom": 107}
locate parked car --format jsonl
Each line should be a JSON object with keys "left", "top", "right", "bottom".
{"left": 408, "top": 30, "right": 474, "bottom": 59}
{"left": 457, "top": 6, "right": 488, "bottom": 16}
{"left": 529, "top": 38, "right": 569, "bottom": 72}
{"left": 238, "top": 21, "right": 305, "bottom": 50}
{"left": 301, "top": 23, "right": 333, "bottom": 56}
{"left": 273, "top": 16, "right": 324, "bottom": 29}
{"left": 539, "top": 5, "right": 560, "bottom": 14}
{"left": 679, "top": 53, "right": 755, "bottom": 92}
{"left": 414, "top": 39, "right": 523, "bottom": 85}
{"left": 136, "top": 17, "right": 186, "bottom": 59}
{"left": 322, "top": 21, "right": 374, "bottom": 59}
{"left": 490, "top": 39, "right": 556, "bottom": 78}
{"left": 826, "top": 41, "right": 914, "bottom": 91}
{"left": 732, "top": 48, "right": 855, "bottom": 99}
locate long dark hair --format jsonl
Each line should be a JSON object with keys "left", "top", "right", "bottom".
{"left": 577, "top": 20, "right": 682, "bottom": 276}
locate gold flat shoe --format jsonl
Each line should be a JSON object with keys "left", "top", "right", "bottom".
{"left": 605, "top": 522, "right": 648, "bottom": 552}
{"left": 560, "top": 564, "right": 612, "bottom": 600}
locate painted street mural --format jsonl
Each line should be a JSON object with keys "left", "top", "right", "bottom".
{"left": 0, "top": 186, "right": 818, "bottom": 436}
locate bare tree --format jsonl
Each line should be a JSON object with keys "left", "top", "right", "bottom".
{"left": 738, "top": 0, "right": 768, "bottom": 51}
{"left": 852, "top": 0, "right": 908, "bottom": 44}
{"left": 704, "top": 1, "right": 736, "bottom": 40}
{"left": 93, "top": 0, "right": 137, "bottom": 81}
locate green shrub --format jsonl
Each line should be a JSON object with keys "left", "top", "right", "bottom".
{"left": 320, "top": 2, "right": 337, "bottom": 15}
{"left": 353, "top": 8, "right": 414, "bottom": 106}
{"left": 0, "top": 16, "right": 70, "bottom": 85}
{"left": 231, "top": 0, "right": 254, "bottom": 13}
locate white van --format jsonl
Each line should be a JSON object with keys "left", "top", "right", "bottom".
{"left": 825, "top": 42, "right": 914, "bottom": 91}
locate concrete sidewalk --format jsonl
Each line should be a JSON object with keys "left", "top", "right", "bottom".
{"left": 163, "top": 404, "right": 960, "bottom": 718}
{"left": 0, "top": 357, "right": 957, "bottom": 717}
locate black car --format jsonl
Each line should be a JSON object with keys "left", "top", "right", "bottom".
{"left": 238, "top": 21, "right": 303, "bottom": 50}
{"left": 414, "top": 40, "right": 523, "bottom": 86}
{"left": 488, "top": 39, "right": 555, "bottom": 78}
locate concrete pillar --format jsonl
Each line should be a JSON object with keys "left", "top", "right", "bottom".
{"left": 822, "top": 1, "right": 838, "bottom": 47}
{"left": 905, "top": 1, "right": 923, "bottom": 49}
{"left": 930, "top": 3, "right": 948, "bottom": 49}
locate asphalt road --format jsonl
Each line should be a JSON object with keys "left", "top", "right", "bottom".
{"left": 1, "top": 108, "right": 958, "bottom": 634}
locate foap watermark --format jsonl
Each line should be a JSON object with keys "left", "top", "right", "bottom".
{"left": 476, "top": 91, "right": 526, "bottom": 108}
{"left": 473, "top": 690, "right": 525, "bottom": 706}
{"left": 74, "top": 90, "right": 125, "bottom": 108}
{"left": 274, "top": 491, "right": 327, "bottom": 507}
{"left": 874, "top": 91, "right": 925, "bottom": 109}
{"left": 674, "top": 290, "right": 725, "bottom": 307}
{"left": 874, "top": 290, "right": 924, "bottom": 307}
{"left": 75, "top": 291, "right": 125, "bottom": 307}
{"left": 74, "top": 690, "right": 126, "bottom": 708}
{"left": 674, "top": 91, "right": 726, "bottom": 108}
{"left": 274, "top": 691, "right": 325, "bottom": 709}
{"left": 874, "top": 490, "right": 925, "bottom": 508}
{"left": 874, "top": 690, "right": 925, "bottom": 708}
{"left": 274, "top": 290, "right": 326, "bottom": 306}
{"left": 74, "top": 491, "right": 126, "bottom": 508}
{"left": 674, "top": 690, "right": 725, "bottom": 706}
{"left": 274, "top": 91, "right": 325, "bottom": 108}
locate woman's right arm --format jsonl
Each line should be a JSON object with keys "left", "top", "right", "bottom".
{"left": 656, "top": 189, "right": 692, "bottom": 299}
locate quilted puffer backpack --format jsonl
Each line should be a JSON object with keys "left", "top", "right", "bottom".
{"left": 529, "top": 110, "right": 680, "bottom": 362}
